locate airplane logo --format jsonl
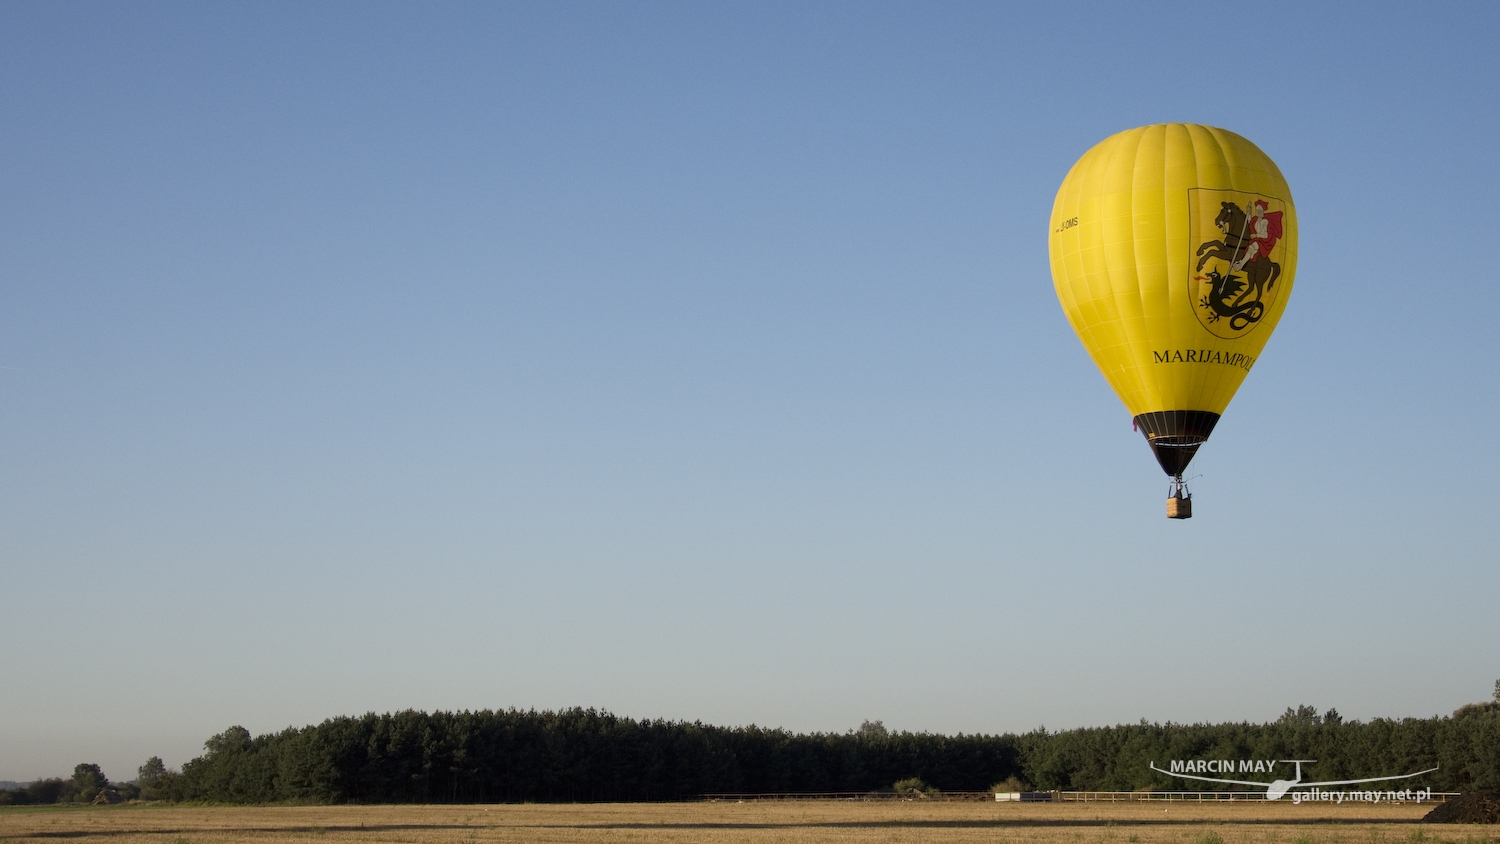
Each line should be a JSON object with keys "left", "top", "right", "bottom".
{"left": 1148, "top": 759, "right": 1439, "bottom": 800}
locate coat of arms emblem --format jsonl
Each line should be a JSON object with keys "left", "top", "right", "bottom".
{"left": 1188, "top": 189, "right": 1286, "bottom": 339}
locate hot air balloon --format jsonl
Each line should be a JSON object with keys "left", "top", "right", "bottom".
{"left": 1048, "top": 124, "right": 1297, "bottom": 518}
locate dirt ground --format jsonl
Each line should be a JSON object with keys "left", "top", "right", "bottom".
{"left": 0, "top": 799, "right": 1486, "bottom": 844}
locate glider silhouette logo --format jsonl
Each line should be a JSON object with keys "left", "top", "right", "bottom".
{"left": 1189, "top": 189, "right": 1287, "bottom": 339}
{"left": 1149, "top": 759, "right": 1439, "bottom": 800}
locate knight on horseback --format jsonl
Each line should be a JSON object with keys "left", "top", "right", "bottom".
{"left": 1231, "top": 199, "right": 1282, "bottom": 271}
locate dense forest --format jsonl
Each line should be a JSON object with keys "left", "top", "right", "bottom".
{"left": 5, "top": 697, "right": 1498, "bottom": 805}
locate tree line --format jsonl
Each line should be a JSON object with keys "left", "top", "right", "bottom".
{"left": 0, "top": 763, "right": 137, "bottom": 805}
{"left": 5, "top": 697, "right": 1498, "bottom": 805}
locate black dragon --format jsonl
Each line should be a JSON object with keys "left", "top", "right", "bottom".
{"left": 1197, "top": 268, "right": 1264, "bottom": 332}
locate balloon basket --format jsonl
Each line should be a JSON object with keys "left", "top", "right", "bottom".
{"left": 1166, "top": 476, "right": 1192, "bottom": 519}
{"left": 1166, "top": 495, "right": 1192, "bottom": 519}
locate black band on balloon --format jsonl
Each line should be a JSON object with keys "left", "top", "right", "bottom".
{"left": 1133, "top": 410, "right": 1221, "bottom": 476}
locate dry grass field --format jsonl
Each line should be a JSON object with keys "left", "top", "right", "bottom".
{"left": 1, "top": 800, "right": 1491, "bottom": 844}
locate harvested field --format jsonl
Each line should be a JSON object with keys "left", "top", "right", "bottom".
{"left": 0, "top": 800, "right": 1486, "bottom": 844}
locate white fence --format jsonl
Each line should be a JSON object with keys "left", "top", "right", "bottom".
{"left": 701, "top": 790, "right": 1458, "bottom": 803}
{"left": 1043, "top": 791, "right": 1456, "bottom": 803}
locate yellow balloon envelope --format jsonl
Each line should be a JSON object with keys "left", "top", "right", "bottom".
{"left": 1048, "top": 124, "right": 1296, "bottom": 513}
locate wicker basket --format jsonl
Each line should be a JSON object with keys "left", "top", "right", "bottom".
{"left": 1166, "top": 496, "right": 1192, "bottom": 519}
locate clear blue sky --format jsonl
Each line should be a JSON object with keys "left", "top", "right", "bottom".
{"left": 2, "top": 1, "right": 1497, "bottom": 782}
